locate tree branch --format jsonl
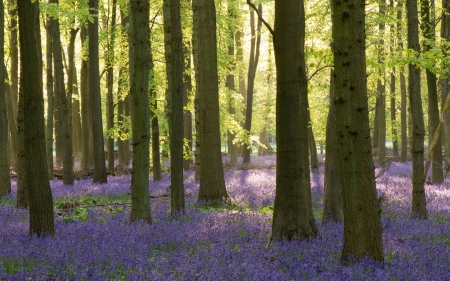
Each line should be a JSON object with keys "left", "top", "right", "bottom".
{"left": 247, "top": 0, "right": 274, "bottom": 36}
{"left": 307, "top": 65, "right": 333, "bottom": 81}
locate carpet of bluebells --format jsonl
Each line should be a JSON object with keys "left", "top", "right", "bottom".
{"left": 1, "top": 155, "right": 450, "bottom": 280}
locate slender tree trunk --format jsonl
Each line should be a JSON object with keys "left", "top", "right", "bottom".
{"left": 80, "top": 26, "right": 91, "bottom": 170}
{"left": 106, "top": 0, "right": 117, "bottom": 172}
{"left": 398, "top": 0, "right": 408, "bottom": 162}
{"left": 3, "top": 64, "right": 18, "bottom": 175}
{"left": 332, "top": 0, "right": 384, "bottom": 262}
{"left": 226, "top": 1, "right": 237, "bottom": 166}
{"left": 45, "top": 20, "right": 54, "bottom": 178}
{"left": 378, "top": 0, "right": 387, "bottom": 164}
{"left": 192, "top": 0, "right": 229, "bottom": 202}
{"left": 236, "top": 27, "right": 246, "bottom": 156}
{"left": 322, "top": 69, "right": 343, "bottom": 224}
{"left": 271, "top": 0, "right": 318, "bottom": 241}
{"left": 390, "top": 0, "right": 399, "bottom": 158}
{"left": 420, "top": 0, "right": 444, "bottom": 183}
{"left": 307, "top": 99, "right": 319, "bottom": 168}
{"left": 163, "top": 0, "right": 173, "bottom": 157}
{"left": 49, "top": 0, "right": 74, "bottom": 185}
{"left": 72, "top": 65, "right": 82, "bottom": 155}
{"left": 407, "top": 0, "right": 427, "bottom": 218}
{"left": 89, "top": 0, "right": 107, "bottom": 183}
{"left": 170, "top": 0, "right": 185, "bottom": 213}
{"left": 183, "top": 43, "right": 194, "bottom": 170}
{"left": 16, "top": 77, "right": 27, "bottom": 208}
{"left": 130, "top": 0, "right": 152, "bottom": 223}
{"left": 18, "top": 0, "right": 55, "bottom": 237}
{"left": 0, "top": 0, "right": 11, "bottom": 197}
{"left": 243, "top": 6, "right": 262, "bottom": 164}
{"left": 8, "top": 0, "right": 18, "bottom": 169}
{"left": 67, "top": 28, "right": 78, "bottom": 154}
{"left": 441, "top": 0, "right": 450, "bottom": 173}
{"left": 149, "top": 38, "right": 162, "bottom": 180}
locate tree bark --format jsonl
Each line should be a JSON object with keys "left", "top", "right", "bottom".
{"left": 106, "top": 0, "right": 117, "bottom": 172}
{"left": 89, "top": 0, "right": 107, "bottom": 183}
{"left": 50, "top": 0, "right": 74, "bottom": 185}
{"left": 398, "top": 0, "right": 408, "bottom": 162}
{"left": 421, "top": 0, "right": 444, "bottom": 183}
{"left": 377, "top": 0, "right": 387, "bottom": 164}
{"left": 390, "top": 0, "right": 398, "bottom": 158}
{"left": 442, "top": 0, "right": 450, "bottom": 173}
{"left": 0, "top": 0, "right": 11, "bottom": 197}
{"left": 192, "top": 0, "right": 229, "bottom": 202}
{"left": 332, "top": 0, "right": 384, "bottom": 262}
{"left": 130, "top": 0, "right": 152, "bottom": 223}
{"left": 183, "top": 43, "right": 194, "bottom": 170}
{"left": 271, "top": 0, "right": 318, "bottom": 241}
{"left": 322, "top": 69, "right": 343, "bottom": 224}
{"left": 407, "top": 0, "right": 427, "bottom": 218}
{"left": 80, "top": 26, "right": 91, "bottom": 170}
{"left": 170, "top": 0, "right": 185, "bottom": 214}
{"left": 18, "top": 0, "right": 55, "bottom": 237}
{"left": 8, "top": 0, "right": 18, "bottom": 169}
{"left": 45, "top": 19, "right": 54, "bottom": 179}
{"left": 243, "top": 5, "right": 262, "bottom": 164}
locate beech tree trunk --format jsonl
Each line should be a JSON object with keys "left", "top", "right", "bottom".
{"left": 18, "top": 0, "right": 55, "bottom": 237}
{"left": 398, "top": 0, "right": 408, "bottom": 162}
{"left": 442, "top": 0, "right": 450, "bottom": 173}
{"left": 377, "top": 1, "right": 387, "bottom": 164}
{"left": 390, "top": 0, "right": 399, "bottom": 158}
{"left": 130, "top": 0, "right": 152, "bottom": 223}
{"left": 183, "top": 43, "right": 193, "bottom": 170}
{"left": 192, "top": 0, "right": 229, "bottom": 202}
{"left": 322, "top": 70, "right": 343, "bottom": 224}
{"left": 8, "top": 0, "right": 18, "bottom": 169}
{"left": 271, "top": 0, "right": 318, "bottom": 241}
{"left": 89, "top": 0, "right": 107, "bottom": 183}
{"left": 407, "top": 0, "right": 427, "bottom": 218}
{"left": 0, "top": 0, "right": 11, "bottom": 197}
{"left": 80, "top": 26, "right": 91, "bottom": 170}
{"left": 332, "top": 0, "right": 384, "bottom": 262}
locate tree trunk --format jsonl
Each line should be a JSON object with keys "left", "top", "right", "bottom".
{"left": 80, "top": 26, "right": 91, "bottom": 170}
{"left": 106, "top": 0, "right": 117, "bottom": 172}
{"left": 18, "top": 0, "right": 55, "bottom": 237}
{"left": 170, "top": 0, "right": 185, "bottom": 214}
{"left": 226, "top": 1, "right": 237, "bottom": 166}
{"left": 390, "top": 0, "right": 399, "bottom": 158}
{"left": 67, "top": 28, "right": 78, "bottom": 154}
{"left": 50, "top": 0, "right": 74, "bottom": 185}
{"left": 89, "top": 0, "right": 107, "bottom": 183}
{"left": 377, "top": 1, "right": 387, "bottom": 164}
{"left": 183, "top": 43, "right": 194, "bottom": 170}
{"left": 441, "top": 0, "right": 450, "bottom": 173}
{"left": 72, "top": 65, "right": 82, "bottom": 155}
{"left": 271, "top": 0, "right": 318, "bottom": 241}
{"left": 163, "top": 0, "right": 173, "bottom": 157}
{"left": 307, "top": 99, "right": 319, "bottom": 168}
{"left": 398, "top": 0, "right": 408, "bottom": 162}
{"left": 236, "top": 26, "right": 246, "bottom": 156}
{"left": 407, "top": 0, "right": 427, "bottom": 218}
{"left": 192, "top": 0, "right": 229, "bottom": 202}
{"left": 130, "top": 0, "right": 152, "bottom": 223}
{"left": 332, "top": 0, "right": 384, "bottom": 262}
{"left": 243, "top": 6, "right": 262, "bottom": 164}
{"left": 45, "top": 19, "right": 54, "bottom": 179}
{"left": 322, "top": 69, "right": 343, "bottom": 224}
{"left": 150, "top": 84, "right": 162, "bottom": 181}
{"left": 8, "top": 0, "right": 18, "bottom": 169}
{"left": 421, "top": 0, "right": 444, "bottom": 183}
{"left": 0, "top": 0, "right": 11, "bottom": 197}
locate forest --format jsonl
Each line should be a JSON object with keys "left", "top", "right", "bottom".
{"left": 1, "top": 0, "right": 450, "bottom": 279}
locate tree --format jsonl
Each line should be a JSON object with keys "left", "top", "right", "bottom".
{"left": 80, "top": 25, "right": 91, "bottom": 170}
{"left": 7, "top": 0, "right": 18, "bottom": 169}
{"left": 442, "top": 0, "right": 450, "bottom": 173}
{"left": 270, "top": 0, "right": 318, "bottom": 240}
{"left": 377, "top": 0, "right": 387, "bottom": 164}
{"left": 170, "top": 0, "right": 185, "bottom": 213}
{"left": 18, "top": 0, "right": 55, "bottom": 237}
{"left": 192, "top": 0, "right": 229, "bottom": 202}
{"left": 322, "top": 70, "right": 343, "bottom": 224}
{"left": 398, "top": 0, "right": 408, "bottom": 162}
{"left": 45, "top": 17, "right": 54, "bottom": 179}
{"left": 89, "top": 0, "right": 107, "bottom": 184}
{"left": 242, "top": 5, "right": 262, "bottom": 164}
{"left": 389, "top": 0, "right": 399, "bottom": 158}
{"left": 130, "top": 0, "right": 152, "bottom": 223}
{"left": 407, "top": 0, "right": 427, "bottom": 218}
{"left": 49, "top": 0, "right": 74, "bottom": 185}
{"left": 420, "top": 0, "right": 444, "bottom": 183}
{"left": 331, "top": 0, "right": 384, "bottom": 262}
{"left": 0, "top": 0, "right": 11, "bottom": 197}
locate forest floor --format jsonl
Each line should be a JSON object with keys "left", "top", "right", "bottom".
{"left": 1, "top": 155, "right": 450, "bottom": 280}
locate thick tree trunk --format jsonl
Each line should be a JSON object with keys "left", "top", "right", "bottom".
{"left": 170, "top": 0, "right": 185, "bottom": 214}
{"left": 80, "top": 26, "right": 91, "bottom": 170}
{"left": 0, "top": 0, "right": 11, "bottom": 197}
{"left": 130, "top": 0, "right": 152, "bottom": 223}
{"left": 89, "top": 0, "right": 107, "bottom": 183}
{"left": 271, "top": 0, "right": 318, "bottom": 241}
{"left": 407, "top": 0, "right": 427, "bottom": 218}
{"left": 332, "top": 0, "right": 384, "bottom": 262}
{"left": 322, "top": 70, "right": 343, "bottom": 224}
{"left": 18, "top": 0, "right": 55, "bottom": 237}
{"left": 50, "top": 0, "right": 74, "bottom": 185}
{"left": 192, "top": 0, "right": 229, "bottom": 202}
